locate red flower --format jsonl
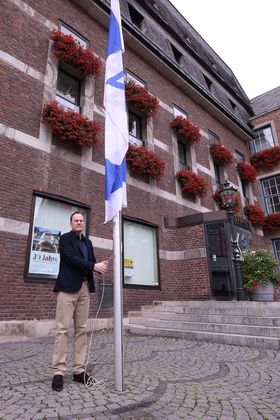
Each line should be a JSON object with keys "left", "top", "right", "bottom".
{"left": 176, "top": 169, "right": 208, "bottom": 197}
{"left": 210, "top": 142, "right": 234, "bottom": 165}
{"left": 243, "top": 204, "right": 266, "bottom": 227}
{"left": 171, "top": 116, "right": 201, "bottom": 144}
{"left": 237, "top": 162, "right": 257, "bottom": 182}
{"left": 125, "top": 81, "right": 159, "bottom": 118}
{"left": 126, "top": 144, "right": 165, "bottom": 181}
{"left": 213, "top": 188, "right": 240, "bottom": 213}
{"left": 250, "top": 146, "right": 280, "bottom": 170}
{"left": 263, "top": 213, "right": 280, "bottom": 233}
{"left": 42, "top": 101, "right": 101, "bottom": 147}
{"left": 50, "top": 30, "right": 102, "bottom": 76}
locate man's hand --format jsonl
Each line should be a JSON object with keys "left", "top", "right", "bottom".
{"left": 94, "top": 260, "right": 109, "bottom": 274}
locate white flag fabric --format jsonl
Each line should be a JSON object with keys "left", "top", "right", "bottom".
{"left": 104, "top": 0, "right": 128, "bottom": 223}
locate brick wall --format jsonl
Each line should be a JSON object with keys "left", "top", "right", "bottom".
{"left": 0, "top": 0, "right": 272, "bottom": 320}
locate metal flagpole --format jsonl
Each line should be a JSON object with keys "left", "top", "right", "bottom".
{"left": 113, "top": 211, "right": 124, "bottom": 391}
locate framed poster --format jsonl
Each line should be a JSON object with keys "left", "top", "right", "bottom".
{"left": 26, "top": 193, "right": 88, "bottom": 280}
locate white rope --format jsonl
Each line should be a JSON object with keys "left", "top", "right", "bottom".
{"left": 84, "top": 255, "right": 113, "bottom": 392}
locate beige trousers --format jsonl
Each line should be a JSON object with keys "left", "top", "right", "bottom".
{"left": 52, "top": 282, "right": 90, "bottom": 376}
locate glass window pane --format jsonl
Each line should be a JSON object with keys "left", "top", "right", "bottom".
{"left": 57, "top": 70, "right": 80, "bottom": 106}
{"left": 123, "top": 220, "right": 159, "bottom": 286}
{"left": 129, "top": 112, "right": 142, "bottom": 139}
{"left": 28, "top": 196, "right": 86, "bottom": 279}
{"left": 253, "top": 125, "right": 274, "bottom": 152}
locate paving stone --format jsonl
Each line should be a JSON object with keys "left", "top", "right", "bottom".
{"left": 1, "top": 331, "right": 280, "bottom": 419}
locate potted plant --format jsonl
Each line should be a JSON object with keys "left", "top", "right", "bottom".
{"left": 243, "top": 204, "right": 266, "bottom": 228}
{"left": 125, "top": 80, "right": 159, "bottom": 118}
{"left": 171, "top": 116, "right": 201, "bottom": 144}
{"left": 176, "top": 169, "right": 208, "bottom": 197}
{"left": 42, "top": 101, "right": 101, "bottom": 147}
{"left": 250, "top": 146, "right": 280, "bottom": 170}
{"left": 242, "top": 249, "right": 280, "bottom": 301}
{"left": 210, "top": 142, "right": 234, "bottom": 165}
{"left": 237, "top": 162, "right": 256, "bottom": 182}
{"left": 126, "top": 144, "right": 165, "bottom": 181}
{"left": 50, "top": 30, "right": 102, "bottom": 77}
{"left": 263, "top": 213, "right": 280, "bottom": 233}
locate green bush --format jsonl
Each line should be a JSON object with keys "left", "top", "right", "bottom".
{"left": 242, "top": 249, "right": 280, "bottom": 291}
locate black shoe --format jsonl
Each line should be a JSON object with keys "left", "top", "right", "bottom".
{"left": 52, "top": 374, "right": 63, "bottom": 392}
{"left": 73, "top": 371, "right": 89, "bottom": 384}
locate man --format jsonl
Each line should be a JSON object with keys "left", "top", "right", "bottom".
{"left": 52, "top": 211, "right": 108, "bottom": 392}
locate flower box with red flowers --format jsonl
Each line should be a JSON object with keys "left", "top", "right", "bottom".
{"left": 237, "top": 162, "right": 257, "bottom": 182}
{"left": 50, "top": 30, "right": 102, "bottom": 77}
{"left": 213, "top": 187, "right": 240, "bottom": 213}
{"left": 263, "top": 213, "right": 280, "bottom": 233}
{"left": 126, "top": 144, "right": 165, "bottom": 181}
{"left": 176, "top": 169, "right": 208, "bottom": 197}
{"left": 42, "top": 101, "right": 101, "bottom": 147}
{"left": 171, "top": 116, "right": 201, "bottom": 144}
{"left": 250, "top": 146, "right": 280, "bottom": 170}
{"left": 210, "top": 142, "right": 234, "bottom": 165}
{"left": 125, "top": 80, "right": 159, "bottom": 118}
{"left": 243, "top": 204, "right": 266, "bottom": 227}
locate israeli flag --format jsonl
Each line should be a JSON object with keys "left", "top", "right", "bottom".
{"left": 104, "top": 0, "right": 128, "bottom": 223}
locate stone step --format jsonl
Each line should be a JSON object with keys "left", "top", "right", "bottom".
{"left": 146, "top": 304, "right": 280, "bottom": 317}
{"left": 141, "top": 310, "right": 280, "bottom": 326}
{"left": 127, "top": 324, "right": 280, "bottom": 350}
{"left": 128, "top": 317, "right": 280, "bottom": 338}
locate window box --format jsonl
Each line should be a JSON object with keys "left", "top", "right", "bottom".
{"left": 176, "top": 169, "right": 208, "bottom": 197}
{"left": 42, "top": 101, "right": 101, "bottom": 147}
{"left": 243, "top": 204, "right": 266, "bottom": 227}
{"left": 237, "top": 162, "right": 257, "bottom": 182}
{"left": 210, "top": 142, "right": 234, "bottom": 166}
{"left": 50, "top": 30, "right": 102, "bottom": 77}
{"left": 250, "top": 146, "right": 280, "bottom": 170}
{"left": 213, "top": 187, "right": 240, "bottom": 213}
{"left": 263, "top": 213, "right": 280, "bottom": 234}
{"left": 126, "top": 144, "right": 165, "bottom": 181}
{"left": 125, "top": 80, "right": 159, "bottom": 118}
{"left": 171, "top": 116, "right": 201, "bottom": 144}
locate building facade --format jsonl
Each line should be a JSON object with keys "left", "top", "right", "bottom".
{"left": 0, "top": 0, "right": 278, "bottom": 323}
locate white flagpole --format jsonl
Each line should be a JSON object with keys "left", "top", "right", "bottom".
{"left": 113, "top": 211, "right": 124, "bottom": 391}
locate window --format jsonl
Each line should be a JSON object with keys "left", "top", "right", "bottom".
{"left": 214, "top": 163, "right": 222, "bottom": 186}
{"left": 208, "top": 130, "right": 219, "bottom": 143}
{"left": 203, "top": 75, "right": 213, "bottom": 92}
{"left": 178, "top": 141, "right": 191, "bottom": 170}
{"left": 229, "top": 99, "right": 236, "bottom": 113}
{"left": 56, "top": 69, "right": 80, "bottom": 112}
{"left": 128, "top": 4, "right": 144, "bottom": 29}
{"left": 26, "top": 193, "right": 88, "bottom": 280}
{"left": 235, "top": 151, "right": 247, "bottom": 199}
{"left": 170, "top": 43, "right": 182, "bottom": 65}
{"left": 252, "top": 125, "right": 275, "bottom": 153}
{"left": 235, "top": 151, "right": 244, "bottom": 162}
{"left": 173, "top": 106, "right": 188, "bottom": 118}
{"left": 60, "top": 22, "right": 88, "bottom": 48}
{"left": 123, "top": 219, "right": 159, "bottom": 287}
{"left": 129, "top": 111, "right": 143, "bottom": 145}
{"left": 273, "top": 239, "right": 280, "bottom": 265}
{"left": 126, "top": 71, "right": 145, "bottom": 87}
{"left": 262, "top": 175, "right": 280, "bottom": 214}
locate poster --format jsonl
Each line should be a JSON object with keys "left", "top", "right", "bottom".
{"left": 29, "top": 226, "right": 61, "bottom": 277}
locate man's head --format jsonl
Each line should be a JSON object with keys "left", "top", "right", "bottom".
{"left": 70, "top": 211, "right": 85, "bottom": 236}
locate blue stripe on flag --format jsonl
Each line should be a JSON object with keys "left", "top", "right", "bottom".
{"left": 106, "top": 70, "right": 125, "bottom": 90}
{"left": 107, "top": 11, "right": 122, "bottom": 57}
{"left": 105, "top": 158, "right": 126, "bottom": 200}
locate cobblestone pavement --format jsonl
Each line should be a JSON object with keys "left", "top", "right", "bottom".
{"left": 1, "top": 330, "right": 280, "bottom": 419}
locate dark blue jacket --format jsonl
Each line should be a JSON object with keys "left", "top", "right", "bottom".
{"left": 54, "top": 230, "right": 96, "bottom": 293}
